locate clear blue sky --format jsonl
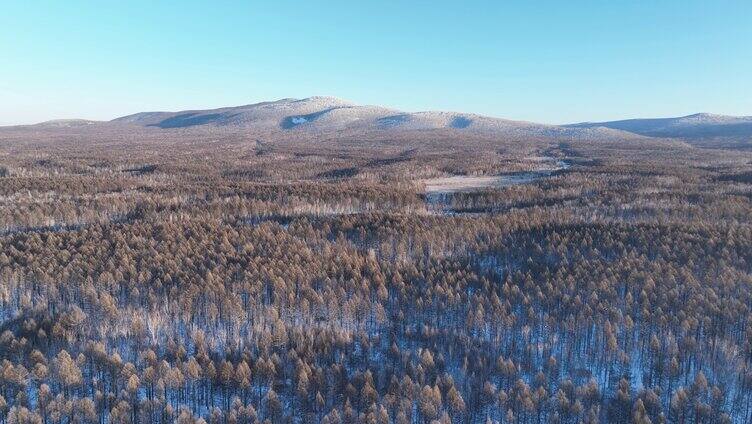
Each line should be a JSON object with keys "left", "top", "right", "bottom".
{"left": 1, "top": 0, "right": 750, "bottom": 125}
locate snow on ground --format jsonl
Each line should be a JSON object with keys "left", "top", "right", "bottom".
{"left": 423, "top": 175, "right": 518, "bottom": 193}
{"left": 422, "top": 158, "right": 570, "bottom": 194}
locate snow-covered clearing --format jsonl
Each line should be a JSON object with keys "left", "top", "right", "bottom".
{"left": 422, "top": 158, "right": 570, "bottom": 194}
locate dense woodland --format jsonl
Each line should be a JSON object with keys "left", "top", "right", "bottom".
{"left": 0, "top": 125, "right": 751, "bottom": 423}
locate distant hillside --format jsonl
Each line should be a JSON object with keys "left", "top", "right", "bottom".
{"left": 8, "top": 99, "right": 749, "bottom": 148}
{"left": 567, "top": 113, "right": 752, "bottom": 141}
{"left": 110, "top": 96, "right": 641, "bottom": 141}
{"left": 33, "top": 119, "right": 100, "bottom": 128}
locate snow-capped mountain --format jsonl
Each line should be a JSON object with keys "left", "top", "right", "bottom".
{"left": 10, "top": 98, "right": 750, "bottom": 146}
{"left": 108, "top": 96, "right": 640, "bottom": 141}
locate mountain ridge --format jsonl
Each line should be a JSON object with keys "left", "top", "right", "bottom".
{"left": 101, "top": 96, "right": 644, "bottom": 142}
{"left": 567, "top": 112, "right": 752, "bottom": 140}
{"left": 6, "top": 97, "right": 751, "bottom": 146}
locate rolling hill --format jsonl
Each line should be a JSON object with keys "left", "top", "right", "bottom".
{"left": 567, "top": 113, "right": 752, "bottom": 141}
{"left": 6, "top": 98, "right": 751, "bottom": 148}
{"left": 108, "top": 96, "right": 640, "bottom": 141}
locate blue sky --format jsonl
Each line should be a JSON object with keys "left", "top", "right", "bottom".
{"left": 1, "top": 0, "right": 750, "bottom": 125}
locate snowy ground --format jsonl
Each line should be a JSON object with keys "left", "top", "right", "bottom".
{"left": 423, "top": 175, "right": 520, "bottom": 193}
{"left": 421, "top": 158, "right": 570, "bottom": 194}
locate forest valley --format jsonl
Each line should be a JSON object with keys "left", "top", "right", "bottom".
{"left": 0, "top": 125, "right": 751, "bottom": 424}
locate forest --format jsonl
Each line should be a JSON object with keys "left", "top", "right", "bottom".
{"left": 0, "top": 124, "right": 751, "bottom": 423}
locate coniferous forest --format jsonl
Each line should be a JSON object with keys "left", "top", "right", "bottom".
{"left": 1, "top": 125, "right": 751, "bottom": 424}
